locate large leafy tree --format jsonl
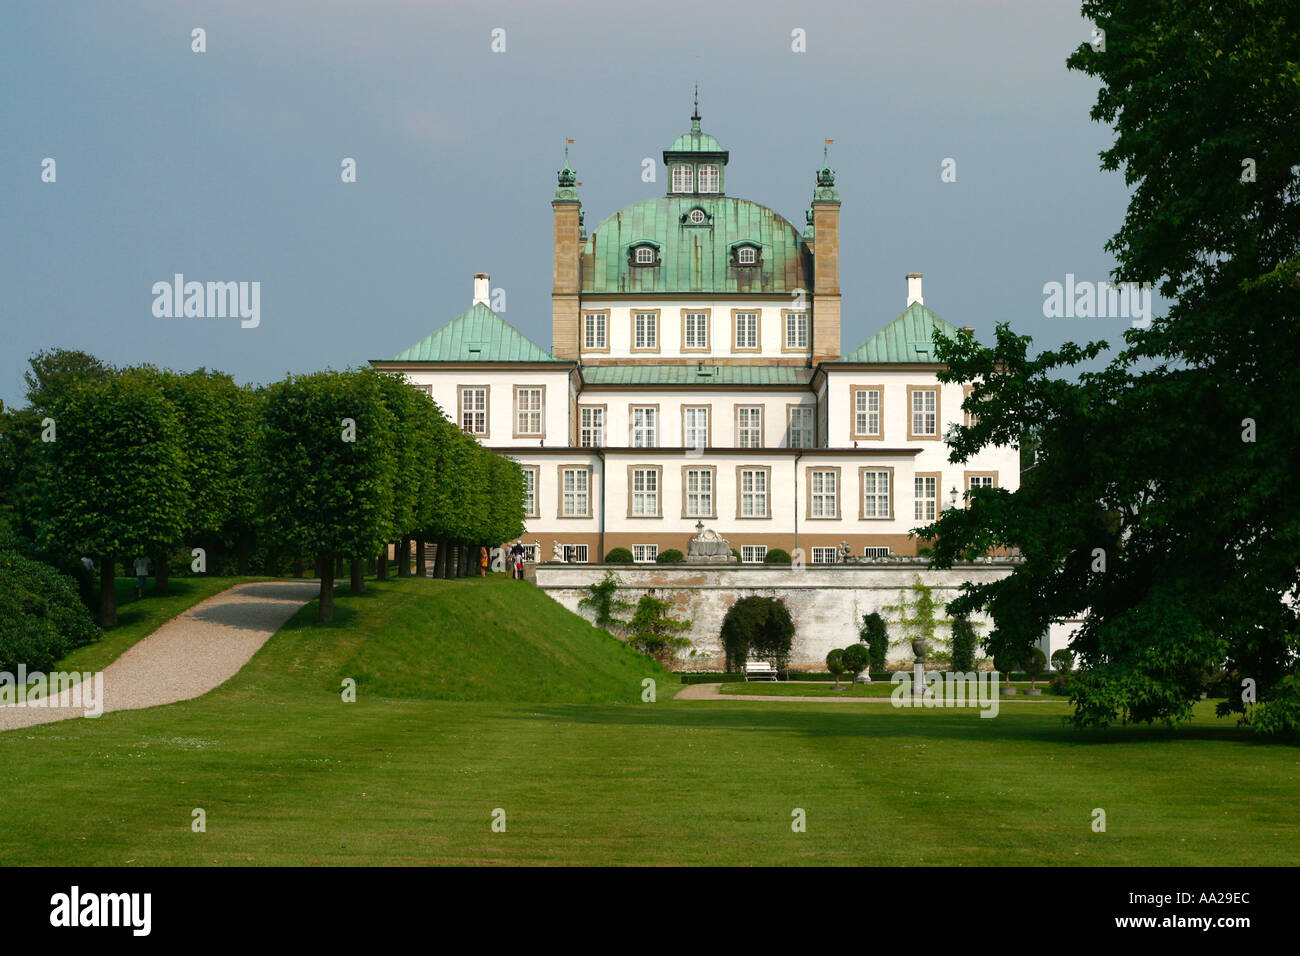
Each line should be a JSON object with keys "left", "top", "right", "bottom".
{"left": 921, "top": 0, "right": 1300, "bottom": 728}
{"left": 257, "top": 369, "right": 396, "bottom": 621}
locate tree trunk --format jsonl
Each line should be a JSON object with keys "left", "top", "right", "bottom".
{"left": 335, "top": 555, "right": 344, "bottom": 578}
{"left": 292, "top": 556, "right": 304, "bottom": 578}
{"left": 153, "top": 552, "right": 170, "bottom": 596}
{"left": 350, "top": 557, "right": 364, "bottom": 594}
{"left": 397, "top": 537, "right": 411, "bottom": 577}
{"left": 237, "top": 531, "right": 252, "bottom": 575}
{"left": 459, "top": 545, "right": 471, "bottom": 578}
{"left": 98, "top": 558, "right": 117, "bottom": 627}
{"left": 415, "top": 538, "right": 426, "bottom": 577}
{"left": 433, "top": 540, "right": 447, "bottom": 578}
{"left": 367, "top": 555, "right": 376, "bottom": 575}
{"left": 377, "top": 549, "right": 389, "bottom": 581}
{"left": 318, "top": 554, "right": 335, "bottom": 622}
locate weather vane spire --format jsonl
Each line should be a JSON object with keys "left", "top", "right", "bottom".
{"left": 691, "top": 84, "right": 701, "bottom": 131}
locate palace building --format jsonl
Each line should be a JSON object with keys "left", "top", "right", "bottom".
{"left": 371, "top": 110, "right": 1019, "bottom": 565}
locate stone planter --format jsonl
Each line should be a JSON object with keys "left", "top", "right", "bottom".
{"left": 1000, "top": 686, "right": 1018, "bottom": 696}
{"left": 1026, "top": 688, "right": 1043, "bottom": 696}
{"left": 911, "top": 638, "right": 928, "bottom": 660}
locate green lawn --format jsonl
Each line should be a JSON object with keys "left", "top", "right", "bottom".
{"left": 1, "top": 575, "right": 1296, "bottom": 866}
{"left": 56, "top": 576, "right": 266, "bottom": 677}
{"left": 720, "top": 680, "right": 1060, "bottom": 698}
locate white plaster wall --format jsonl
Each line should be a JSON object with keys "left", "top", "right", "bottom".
{"left": 534, "top": 562, "right": 1017, "bottom": 670}
{"left": 401, "top": 368, "right": 571, "bottom": 448}
{"left": 579, "top": 297, "right": 810, "bottom": 361}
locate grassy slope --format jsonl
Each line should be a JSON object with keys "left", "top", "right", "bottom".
{"left": 0, "top": 576, "right": 1296, "bottom": 866}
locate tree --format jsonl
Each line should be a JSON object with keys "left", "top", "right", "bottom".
{"left": 950, "top": 615, "right": 978, "bottom": 672}
{"left": 0, "top": 551, "right": 101, "bottom": 674}
{"left": 624, "top": 593, "right": 692, "bottom": 665}
{"left": 1051, "top": 649, "right": 1075, "bottom": 674}
{"left": 720, "top": 596, "right": 796, "bottom": 674}
{"left": 859, "top": 611, "right": 890, "bottom": 673}
{"left": 577, "top": 572, "right": 632, "bottom": 632}
{"left": 31, "top": 370, "right": 188, "bottom": 626}
{"left": 841, "top": 643, "right": 869, "bottom": 685}
{"left": 826, "top": 649, "right": 845, "bottom": 688}
{"left": 257, "top": 369, "right": 396, "bottom": 622}
{"left": 1025, "top": 647, "right": 1047, "bottom": 691}
{"left": 920, "top": 1, "right": 1300, "bottom": 731}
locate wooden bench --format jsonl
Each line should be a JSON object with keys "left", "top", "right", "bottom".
{"left": 744, "top": 661, "right": 778, "bottom": 681}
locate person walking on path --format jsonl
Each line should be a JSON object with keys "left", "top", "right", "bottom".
{"left": 510, "top": 540, "right": 525, "bottom": 579}
{"left": 133, "top": 555, "right": 150, "bottom": 599}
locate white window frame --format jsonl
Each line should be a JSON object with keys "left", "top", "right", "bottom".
{"left": 633, "top": 246, "right": 656, "bottom": 266}
{"left": 579, "top": 406, "right": 604, "bottom": 447}
{"left": 562, "top": 544, "right": 589, "bottom": 563}
{"left": 632, "top": 544, "right": 658, "bottom": 564}
{"left": 684, "top": 467, "right": 714, "bottom": 518}
{"left": 683, "top": 406, "right": 709, "bottom": 450}
{"left": 459, "top": 387, "right": 488, "bottom": 435}
{"left": 784, "top": 311, "right": 809, "bottom": 349}
{"left": 788, "top": 406, "right": 814, "bottom": 448}
{"left": 514, "top": 386, "right": 544, "bottom": 437}
{"left": 741, "top": 545, "right": 767, "bottom": 564}
{"left": 862, "top": 469, "right": 891, "bottom": 519}
{"left": 683, "top": 311, "right": 709, "bottom": 350}
{"left": 863, "top": 546, "right": 891, "bottom": 558}
{"left": 671, "top": 164, "right": 693, "bottom": 193}
{"left": 734, "top": 311, "right": 759, "bottom": 350}
{"left": 737, "top": 406, "right": 763, "bottom": 448}
{"left": 855, "top": 387, "right": 882, "bottom": 438}
{"left": 810, "top": 469, "right": 838, "bottom": 518}
{"left": 630, "top": 467, "right": 660, "bottom": 517}
{"left": 911, "top": 388, "right": 938, "bottom": 438}
{"left": 736, "top": 246, "right": 758, "bottom": 265}
{"left": 633, "top": 312, "right": 658, "bottom": 350}
{"left": 562, "top": 468, "right": 590, "bottom": 518}
{"left": 521, "top": 467, "right": 537, "bottom": 518}
{"left": 631, "top": 406, "right": 657, "bottom": 448}
{"left": 914, "top": 475, "right": 938, "bottom": 522}
{"left": 811, "top": 546, "right": 839, "bottom": 564}
{"left": 697, "top": 164, "right": 720, "bottom": 193}
{"left": 739, "top": 468, "right": 769, "bottom": 518}
{"left": 584, "top": 312, "right": 607, "bottom": 350}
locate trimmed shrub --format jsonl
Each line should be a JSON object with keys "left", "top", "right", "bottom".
{"left": 763, "top": 548, "right": 792, "bottom": 564}
{"left": 655, "top": 548, "right": 684, "bottom": 565}
{"left": 1051, "top": 648, "right": 1075, "bottom": 673}
{"left": 603, "top": 547, "right": 633, "bottom": 563}
{"left": 0, "top": 551, "right": 101, "bottom": 674}
{"left": 841, "top": 643, "right": 869, "bottom": 683}
{"left": 1025, "top": 647, "right": 1047, "bottom": 688}
{"left": 860, "top": 612, "right": 889, "bottom": 672}
{"left": 721, "top": 595, "right": 795, "bottom": 673}
{"left": 826, "top": 649, "right": 846, "bottom": 687}
{"left": 950, "top": 615, "right": 977, "bottom": 672}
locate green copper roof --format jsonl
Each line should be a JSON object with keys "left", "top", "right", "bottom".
{"left": 832, "top": 302, "right": 962, "bottom": 363}
{"left": 391, "top": 302, "right": 563, "bottom": 363}
{"left": 669, "top": 129, "right": 724, "bottom": 153}
{"left": 581, "top": 197, "right": 810, "bottom": 294}
{"left": 581, "top": 364, "right": 813, "bottom": 387}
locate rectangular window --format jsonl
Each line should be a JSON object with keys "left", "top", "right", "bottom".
{"left": 968, "top": 474, "right": 995, "bottom": 490}
{"left": 633, "top": 544, "right": 658, "bottom": 564}
{"left": 514, "top": 386, "right": 544, "bottom": 437}
{"left": 459, "top": 387, "right": 488, "bottom": 435}
{"left": 522, "top": 543, "right": 540, "bottom": 562}
{"left": 809, "top": 469, "right": 838, "bottom": 518}
{"left": 633, "top": 312, "right": 658, "bottom": 350}
{"left": 630, "top": 467, "right": 660, "bottom": 517}
{"left": 853, "top": 387, "right": 882, "bottom": 439}
{"left": 863, "top": 546, "right": 891, "bottom": 558}
{"left": 861, "top": 469, "right": 892, "bottom": 519}
{"left": 788, "top": 406, "right": 814, "bottom": 448}
{"left": 683, "top": 467, "right": 714, "bottom": 518}
{"left": 562, "top": 544, "right": 589, "bottom": 563}
{"left": 736, "top": 406, "right": 763, "bottom": 448}
{"left": 671, "top": 165, "right": 692, "bottom": 193}
{"left": 697, "top": 164, "right": 720, "bottom": 192}
{"left": 683, "top": 406, "right": 709, "bottom": 450}
{"left": 561, "top": 468, "right": 590, "bottom": 518}
{"left": 683, "top": 311, "right": 709, "bottom": 350}
{"left": 631, "top": 406, "right": 657, "bottom": 448}
{"left": 784, "top": 312, "right": 809, "bottom": 350}
{"left": 811, "top": 546, "right": 839, "bottom": 564}
{"left": 734, "top": 311, "right": 759, "bottom": 350}
{"left": 583, "top": 312, "right": 607, "bottom": 351}
{"left": 410, "top": 383, "right": 433, "bottom": 398}
{"left": 909, "top": 387, "right": 939, "bottom": 439}
{"left": 739, "top": 468, "right": 769, "bottom": 518}
{"left": 579, "top": 406, "right": 604, "bottom": 447}
{"left": 521, "top": 467, "right": 538, "bottom": 518}
{"left": 741, "top": 545, "right": 767, "bottom": 563}
{"left": 914, "top": 474, "right": 938, "bottom": 522}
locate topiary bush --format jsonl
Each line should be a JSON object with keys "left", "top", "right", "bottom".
{"left": 720, "top": 595, "right": 796, "bottom": 673}
{"left": 763, "top": 548, "right": 792, "bottom": 564}
{"left": 655, "top": 548, "right": 684, "bottom": 564}
{"left": 841, "top": 643, "right": 869, "bottom": 683}
{"left": 0, "top": 551, "right": 101, "bottom": 673}
{"left": 603, "top": 547, "right": 633, "bottom": 563}
{"left": 826, "top": 648, "right": 846, "bottom": 688}
{"left": 860, "top": 611, "right": 889, "bottom": 672}
{"left": 1051, "top": 648, "right": 1075, "bottom": 673}
{"left": 1025, "top": 647, "right": 1047, "bottom": 690}
{"left": 950, "top": 615, "right": 977, "bottom": 672}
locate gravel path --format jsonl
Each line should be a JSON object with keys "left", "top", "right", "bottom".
{"left": 0, "top": 580, "right": 319, "bottom": 732}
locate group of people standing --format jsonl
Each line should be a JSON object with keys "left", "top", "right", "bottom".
{"left": 475, "top": 542, "right": 531, "bottom": 579}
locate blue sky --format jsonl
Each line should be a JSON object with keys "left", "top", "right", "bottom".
{"left": 0, "top": 0, "right": 1141, "bottom": 408}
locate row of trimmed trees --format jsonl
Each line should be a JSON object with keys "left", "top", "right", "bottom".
{"left": 1, "top": 349, "right": 525, "bottom": 625}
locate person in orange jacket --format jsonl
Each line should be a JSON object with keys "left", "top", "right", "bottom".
{"left": 479, "top": 545, "right": 489, "bottom": 577}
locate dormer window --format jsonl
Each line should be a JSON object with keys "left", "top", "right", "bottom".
{"left": 671, "top": 165, "right": 693, "bottom": 194}
{"left": 697, "top": 164, "right": 720, "bottom": 193}
{"left": 630, "top": 242, "right": 660, "bottom": 267}
{"left": 731, "top": 242, "right": 761, "bottom": 267}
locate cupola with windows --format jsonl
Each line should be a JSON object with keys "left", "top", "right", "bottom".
{"left": 663, "top": 89, "right": 729, "bottom": 197}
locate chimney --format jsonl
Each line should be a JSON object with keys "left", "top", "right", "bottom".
{"left": 906, "top": 273, "right": 924, "bottom": 306}
{"left": 473, "top": 273, "right": 491, "bottom": 307}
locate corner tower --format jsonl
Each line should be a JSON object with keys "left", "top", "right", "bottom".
{"left": 551, "top": 144, "right": 582, "bottom": 360}
{"left": 810, "top": 143, "right": 842, "bottom": 363}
